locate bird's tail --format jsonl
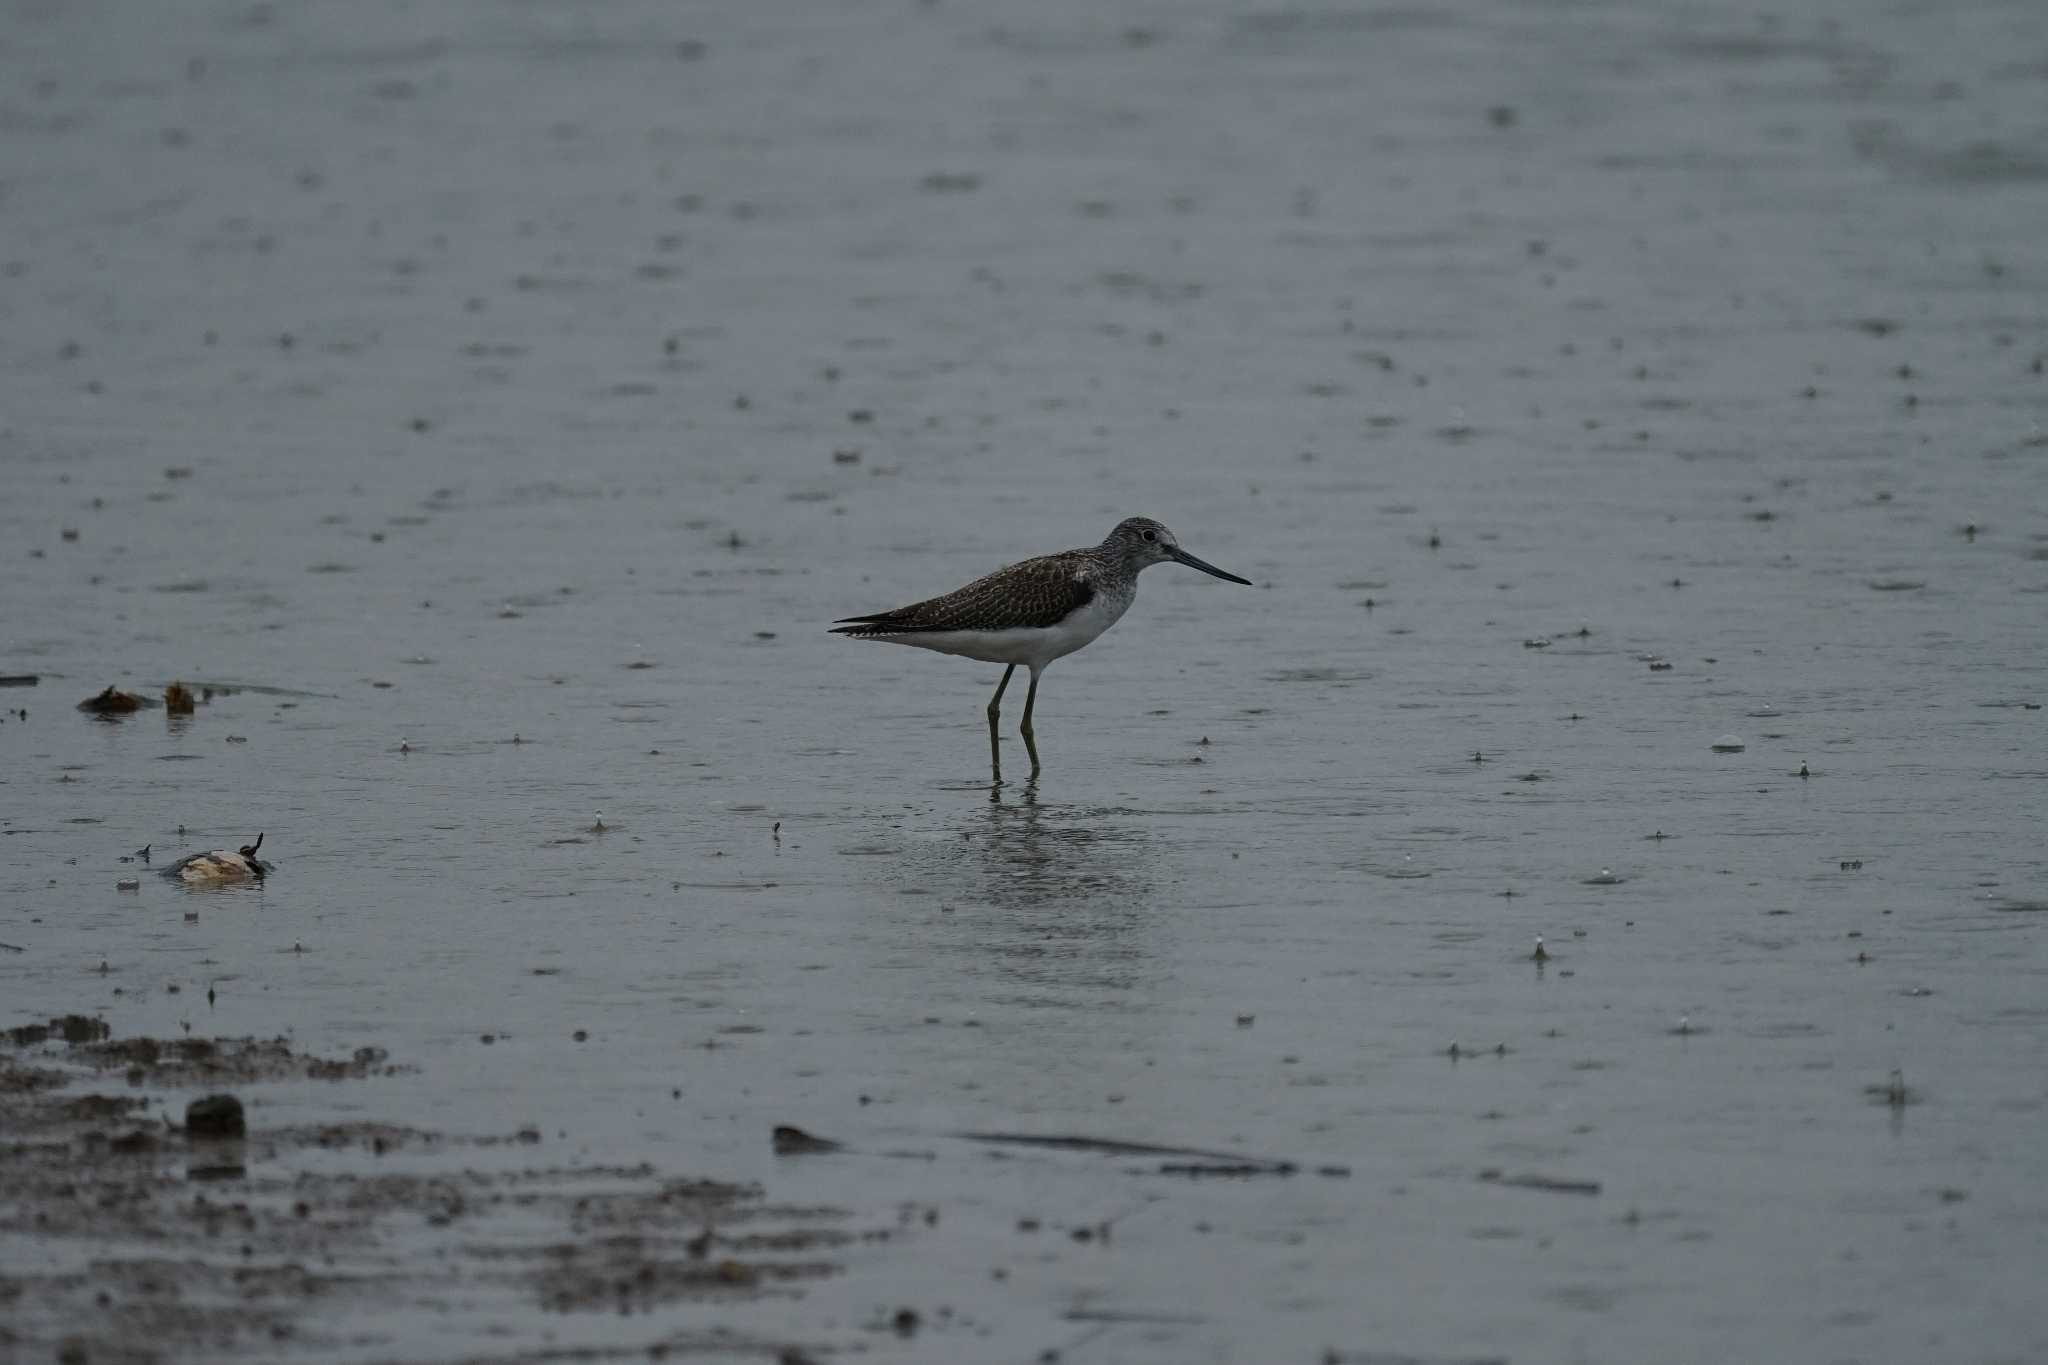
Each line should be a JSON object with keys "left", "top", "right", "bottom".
{"left": 830, "top": 610, "right": 908, "bottom": 637}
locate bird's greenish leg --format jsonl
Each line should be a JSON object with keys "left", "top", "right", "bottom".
{"left": 987, "top": 664, "right": 1016, "bottom": 783}
{"left": 1020, "top": 668, "right": 1042, "bottom": 776}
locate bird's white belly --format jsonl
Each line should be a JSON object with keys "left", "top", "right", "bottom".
{"left": 881, "top": 592, "right": 1131, "bottom": 668}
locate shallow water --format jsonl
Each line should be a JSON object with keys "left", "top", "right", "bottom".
{"left": 3, "top": 0, "right": 2046, "bottom": 1360}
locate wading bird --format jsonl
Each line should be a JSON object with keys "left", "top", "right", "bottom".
{"left": 832, "top": 517, "right": 1251, "bottom": 779}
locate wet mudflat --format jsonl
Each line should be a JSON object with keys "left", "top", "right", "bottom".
{"left": 3, "top": 0, "right": 2046, "bottom": 1361}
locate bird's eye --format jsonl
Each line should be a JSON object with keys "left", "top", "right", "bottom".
{"left": 1141, "top": 530, "right": 1157, "bottom": 542}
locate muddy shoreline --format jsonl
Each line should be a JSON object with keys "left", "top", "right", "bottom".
{"left": 5, "top": 0, "right": 2045, "bottom": 1360}
{"left": 3, "top": 1020, "right": 879, "bottom": 1363}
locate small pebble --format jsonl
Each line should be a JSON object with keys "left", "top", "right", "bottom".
{"left": 186, "top": 1093, "right": 246, "bottom": 1140}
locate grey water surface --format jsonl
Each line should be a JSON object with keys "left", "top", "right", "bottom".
{"left": 3, "top": 0, "right": 2045, "bottom": 1361}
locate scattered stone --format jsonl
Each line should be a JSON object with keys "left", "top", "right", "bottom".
{"left": 185, "top": 1093, "right": 246, "bottom": 1140}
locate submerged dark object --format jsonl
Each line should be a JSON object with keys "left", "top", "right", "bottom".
{"left": 959, "top": 1131, "right": 1298, "bottom": 1175}
{"left": 166, "top": 833, "right": 270, "bottom": 884}
{"left": 1478, "top": 1168, "right": 1603, "bottom": 1196}
{"left": 772, "top": 1125, "right": 842, "bottom": 1155}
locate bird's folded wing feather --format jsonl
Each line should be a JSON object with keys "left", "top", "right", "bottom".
{"left": 834, "top": 555, "right": 1094, "bottom": 633}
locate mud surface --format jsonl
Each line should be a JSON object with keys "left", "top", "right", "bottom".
{"left": 2, "top": 1023, "right": 876, "bottom": 1363}
{"left": 3, "top": 0, "right": 2046, "bottom": 1361}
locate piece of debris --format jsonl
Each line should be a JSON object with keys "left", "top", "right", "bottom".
{"left": 1866, "top": 1069, "right": 1916, "bottom": 1109}
{"left": 166, "top": 833, "right": 270, "bottom": 884}
{"left": 164, "top": 681, "right": 196, "bottom": 715}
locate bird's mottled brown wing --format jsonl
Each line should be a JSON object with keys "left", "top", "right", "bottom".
{"left": 833, "top": 554, "right": 1094, "bottom": 635}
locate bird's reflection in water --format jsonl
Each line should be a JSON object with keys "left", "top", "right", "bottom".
{"left": 975, "top": 783, "right": 1151, "bottom": 908}
{"left": 897, "top": 783, "right": 1164, "bottom": 1000}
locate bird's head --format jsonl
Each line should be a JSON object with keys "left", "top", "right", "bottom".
{"left": 1104, "top": 517, "right": 1252, "bottom": 584}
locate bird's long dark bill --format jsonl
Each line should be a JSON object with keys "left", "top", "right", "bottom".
{"left": 1169, "top": 546, "right": 1252, "bottom": 584}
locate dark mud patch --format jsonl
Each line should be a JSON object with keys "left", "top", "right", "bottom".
{"left": 5, "top": 1014, "right": 112, "bottom": 1046}
{"left": 71, "top": 1036, "right": 403, "bottom": 1087}
{"left": 54, "top": 1092, "right": 150, "bottom": 1123}
{"left": 0, "top": 1059, "right": 73, "bottom": 1094}
{"left": 0, "top": 1026, "right": 889, "bottom": 1361}
{"left": 520, "top": 1176, "right": 863, "bottom": 1312}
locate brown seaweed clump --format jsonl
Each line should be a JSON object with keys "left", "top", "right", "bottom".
{"left": 164, "top": 681, "right": 196, "bottom": 715}
{"left": 77, "top": 685, "right": 145, "bottom": 714}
